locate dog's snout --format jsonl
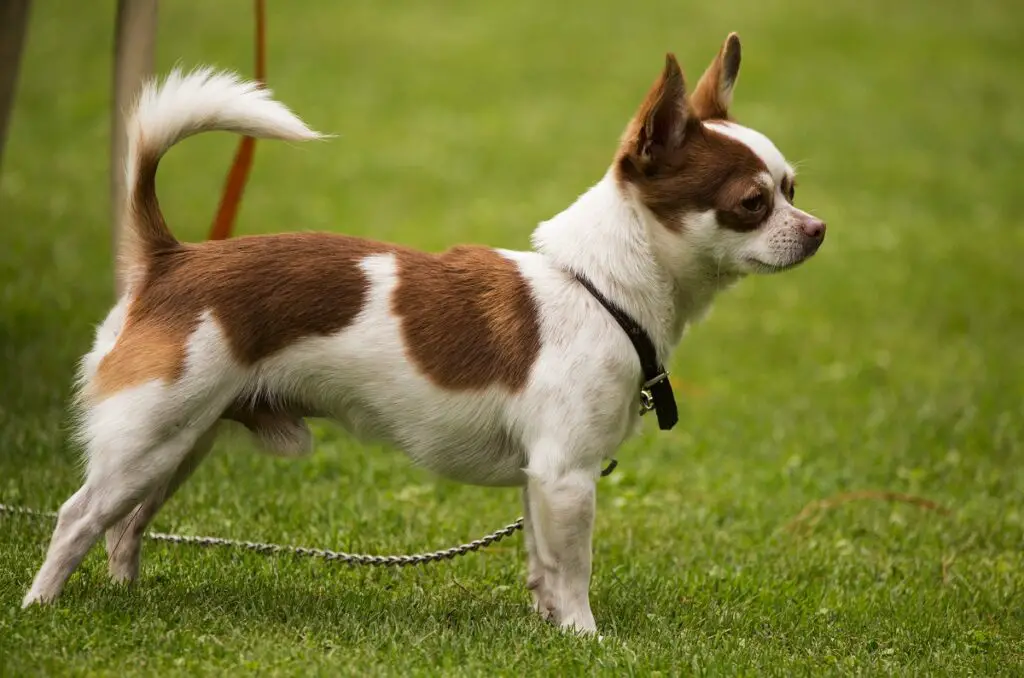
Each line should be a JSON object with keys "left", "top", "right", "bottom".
{"left": 801, "top": 218, "right": 826, "bottom": 240}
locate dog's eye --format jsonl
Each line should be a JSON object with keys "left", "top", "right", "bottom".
{"left": 786, "top": 184, "right": 796, "bottom": 203}
{"left": 741, "top": 194, "right": 765, "bottom": 213}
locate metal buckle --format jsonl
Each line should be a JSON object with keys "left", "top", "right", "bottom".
{"left": 638, "top": 371, "right": 667, "bottom": 416}
{"left": 639, "top": 389, "right": 655, "bottom": 415}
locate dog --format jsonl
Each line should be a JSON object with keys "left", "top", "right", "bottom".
{"left": 22, "top": 33, "right": 825, "bottom": 635}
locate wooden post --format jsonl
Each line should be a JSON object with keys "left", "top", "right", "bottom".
{"left": 0, "top": 0, "right": 32, "bottom": 174}
{"left": 111, "top": 0, "right": 158, "bottom": 295}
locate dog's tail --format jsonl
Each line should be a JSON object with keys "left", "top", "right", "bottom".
{"left": 118, "top": 66, "right": 323, "bottom": 288}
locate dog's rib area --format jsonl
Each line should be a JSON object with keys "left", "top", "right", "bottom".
{"left": 393, "top": 247, "right": 542, "bottom": 392}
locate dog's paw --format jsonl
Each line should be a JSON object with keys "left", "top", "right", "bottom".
{"left": 559, "top": 610, "right": 597, "bottom": 636}
{"left": 21, "top": 587, "right": 56, "bottom": 609}
{"left": 107, "top": 558, "right": 140, "bottom": 585}
{"left": 527, "top": 576, "right": 557, "bottom": 622}
{"left": 561, "top": 621, "right": 598, "bottom": 637}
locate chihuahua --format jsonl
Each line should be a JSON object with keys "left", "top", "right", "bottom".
{"left": 23, "top": 33, "right": 824, "bottom": 635}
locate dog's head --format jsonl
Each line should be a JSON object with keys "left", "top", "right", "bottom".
{"left": 616, "top": 33, "right": 825, "bottom": 277}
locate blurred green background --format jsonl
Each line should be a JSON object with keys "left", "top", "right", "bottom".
{"left": 1, "top": 0, "right": 1021, "bottom": 675}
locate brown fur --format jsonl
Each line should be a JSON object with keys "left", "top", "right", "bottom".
{"left": 617, "top": 53, "right": 690, "bottom": 176}
{"left": 615, "top": 39, "right": 770, "bottom": 233}
{"left": 92, "top": 321, "right": 188, "bottom": 397}
{"left": 690, "top": 33, "right": 741, "bottom": 122}
{"left": 94, "top": 233, "right": 389, "bottom": 397}
{"left": 94, "top": 235, "right": 542, "bottom": 401}
{"left": 394, "top": 246, "right": 541, "bottom": 392}
{"left": 118, "top": 148, "right": 179, "bottom": 290}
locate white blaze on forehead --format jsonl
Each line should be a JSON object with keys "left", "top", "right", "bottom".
{"left": 705, "top": 121, "right": 792, "bottom": 182}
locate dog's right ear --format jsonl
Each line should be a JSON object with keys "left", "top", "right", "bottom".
{"left": 620, "top": 53, "right": 691, "bottom": 173}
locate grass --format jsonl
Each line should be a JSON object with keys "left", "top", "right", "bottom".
{"left": 1, "top": 0, "right": 1022, "bottom": 674}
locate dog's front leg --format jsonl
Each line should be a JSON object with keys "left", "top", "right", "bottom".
{"left": 522, "top": 486, "right": 556, "bottom": 620}
{"left": 526, "top": 466, "right": 597, "bottom": 635}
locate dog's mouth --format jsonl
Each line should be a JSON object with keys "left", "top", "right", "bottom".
{"left": 743, "top": 255, "right": 814, "bottom": 274}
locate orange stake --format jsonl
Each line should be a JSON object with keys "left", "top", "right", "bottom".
{"left": 208, "top": 0, "right": 265, "bottom": 241}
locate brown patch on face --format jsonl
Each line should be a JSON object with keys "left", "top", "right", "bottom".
{"left": 615, "top": 39, "right": 771, "bottom": 233}
{"left": 393, "top": 247, "right": 541, "bottom": 392}
{"left": 617, "top": 122, "right": 770, "bottom": 232}
{"left": 92, "top": 233, "right": 391, "bottom": 398}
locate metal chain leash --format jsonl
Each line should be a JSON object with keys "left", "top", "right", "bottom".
{"left": 0, "top": 460, "right": 617, "bottom": 568}
{"left": 0, "top": 503, "right": 524, "bottom": 569}
{"left": 0, "top": 502, "right": 522, "bottom": 567}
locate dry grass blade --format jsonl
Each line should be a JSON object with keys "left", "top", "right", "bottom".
{"left": 785, "top": 490, "right": 951, "bottom": 533}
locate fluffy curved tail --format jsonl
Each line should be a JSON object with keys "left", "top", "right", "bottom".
{"left": 118, "top": 67, "right": 323, "bottom": 287}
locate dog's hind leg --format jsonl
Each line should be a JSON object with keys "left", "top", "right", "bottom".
{"left": 23, "top": 330, "right": 241, "bottom": 609}
{"left": 104, "top": 423, "right": 219, "bottom": 584}
{"left": 21, "top": 380, "right": 232, "bottom": 607}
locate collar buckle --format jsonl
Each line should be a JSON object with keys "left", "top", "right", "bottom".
{"left": 639, "top": 389, "right": 655, "bottom": 415}
{"left": 639, "top": 371, "right": 668, "bottom": 416}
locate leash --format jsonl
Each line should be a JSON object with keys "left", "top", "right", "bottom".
{"left": 0, "top": 461, "right": 617, "bottom": 567}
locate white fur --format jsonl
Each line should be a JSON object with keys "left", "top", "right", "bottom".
{"left": 125, "top": 67, "right": 322, "bottom": 191}
{"left": 706, "top": 121, "right": 792, "bottom": 181}
{"left": 702, "top": 121, "right": 824, "bottom": 274}
{"left": 24, "top": 67, "right": 823, "bottom": 636}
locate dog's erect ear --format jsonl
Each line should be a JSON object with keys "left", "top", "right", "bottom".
{"left": 621, "top": 53, "right": 691, "bottom": 171}
{"left": 691, "top": 32, "right": 741, "bottom": 120}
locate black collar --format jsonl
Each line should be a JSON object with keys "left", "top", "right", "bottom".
{"left": 573, "top": 273, "right": 678, "bottom": 431}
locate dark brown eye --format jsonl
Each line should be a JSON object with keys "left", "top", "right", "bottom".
{"left": 741, "top": 194, "right": 765, "bottom": 213}
{"left": 786, "top": 184, "right": 796, "bottom": 203}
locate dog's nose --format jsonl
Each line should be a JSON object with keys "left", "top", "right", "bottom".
{"left": 801, "top": 218, "right": 826, "bottom": 240}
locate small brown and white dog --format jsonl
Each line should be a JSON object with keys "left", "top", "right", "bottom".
{"left": 23, "top": 33, "right": 825, "bottom": 634}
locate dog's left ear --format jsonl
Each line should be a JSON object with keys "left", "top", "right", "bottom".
{"left": 691, "top": 32, "right": 741, "bottom": 120}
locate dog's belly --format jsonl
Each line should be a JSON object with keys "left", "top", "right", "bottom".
{"left": 393, "top": 419, "right": 528, "bottom": 487}
{"left": 248, "top": 361, "right": 531, "bottom": 487}
{"left": 317, "top": 394, "right": 528, "bottom": 487}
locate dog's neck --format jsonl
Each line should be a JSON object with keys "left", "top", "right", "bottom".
{"left": 532, "top": 170, "right": 739, "bottom": 362}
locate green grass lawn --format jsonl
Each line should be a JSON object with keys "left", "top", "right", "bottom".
{"left": 2, "top": 0, "right": 1022, "bottom": 674}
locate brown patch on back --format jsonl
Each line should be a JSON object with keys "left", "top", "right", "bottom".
{"left": 393, "top": 247, "right": 541, "bottom": 392}
{"left": 92, "top": 321, "right": 188, "bottom": 397}
{"left": 93, "top": 233, "right": 391, "bottom": 398}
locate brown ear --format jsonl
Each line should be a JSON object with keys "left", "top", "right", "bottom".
{"left": 621, "top": 53, "right": 691, "bottom": 172}
{"left": 691, "top": 32, "right": 741, "bottom": 120}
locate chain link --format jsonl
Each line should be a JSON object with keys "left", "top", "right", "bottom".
{"left": 0, "top": 502, "right": 523, "bottom": 567}
{"left": 0, "top": 459, "right": 616, "bottom": 568}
